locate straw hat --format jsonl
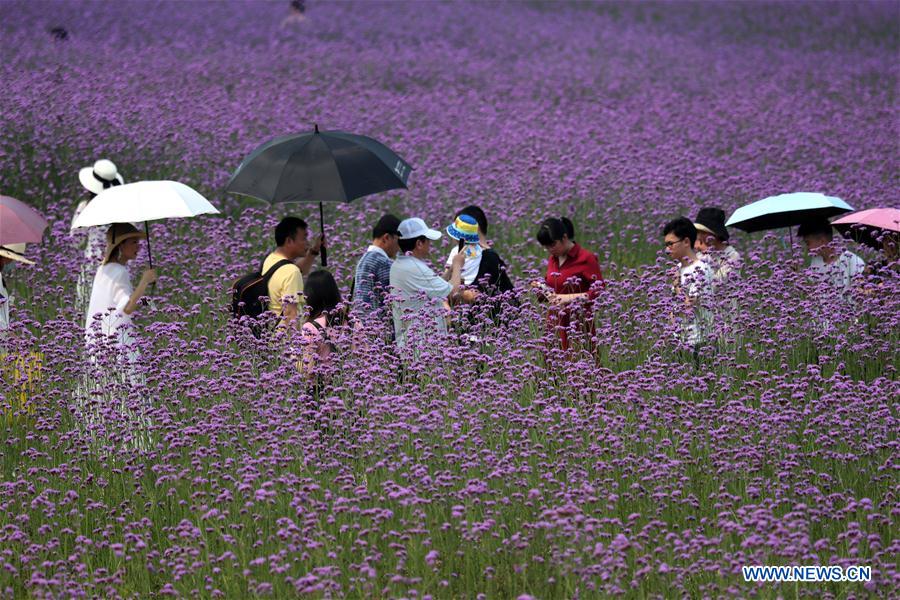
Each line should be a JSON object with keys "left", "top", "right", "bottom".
{"left": 0, "top": 243, "right": 34, "bottom": 265}
{"left": 102, "top": 223, "right": 146, "bottom": 264}
{"left": 79, "top": 159, "right": 124, "bottom": 195}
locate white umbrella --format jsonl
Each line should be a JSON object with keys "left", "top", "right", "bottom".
{"left": 71, "top": 180, "right": 220, "bottom": 267}
{"left": 72, "top": 180, "right": 219, "bottom": 228}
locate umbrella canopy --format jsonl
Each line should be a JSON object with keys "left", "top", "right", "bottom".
{"left": 225, "top": 126, "right": 413, "bottom": 266}
{"left": 71, "top": 180, "right": 219, "bottom": 228}
{"left": 725, "top": 192, "right": 853, "bottom": 232}
{"left": 226, "top": 126, "right": 412, "bottom": 204}
{"left": 0, "top": 195, "right": 48, "bottom": 245}
{"left": 71, "top": 180, "right": 220, "bottom": 270}
{"left": 832, "top": 208, "right": 900, "bottom": 249}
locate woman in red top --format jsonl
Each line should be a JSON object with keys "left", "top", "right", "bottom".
{"left": 534, "top": 217, "right": 603, "bottom": 351}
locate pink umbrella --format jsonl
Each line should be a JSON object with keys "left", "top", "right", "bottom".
{"left": 832, "top": 208, "right": 900, "bottom": 249}
{"left": 0, "top": 195, "right": 48, "bottom": 245}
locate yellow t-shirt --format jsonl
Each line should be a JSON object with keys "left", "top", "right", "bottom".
{"left": 262, "top": 251, "right": 304, "bottom": 315}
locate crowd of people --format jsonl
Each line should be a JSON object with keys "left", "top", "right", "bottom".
{"left": 241, "top": 203, "right": 876, "bottom": 382}
{"left": 0, "top": 157, "right": 891, "bottom": 394}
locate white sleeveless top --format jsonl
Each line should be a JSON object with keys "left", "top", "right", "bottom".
{"left": 85, "top": 262, "right": 134, "bottom": 347}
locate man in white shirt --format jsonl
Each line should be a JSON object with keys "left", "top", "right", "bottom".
{"left": 662, "top": 217, "right": 714, "bottom": 356}
{"left": 389, "top": 218, "right": 465, "bottom": 348}
{"left": 798, "top": 219, "right": 866, "bottom": 292}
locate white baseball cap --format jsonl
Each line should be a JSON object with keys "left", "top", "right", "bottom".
{"left": 398, "top": 217, "right": 441, "bottom": 241}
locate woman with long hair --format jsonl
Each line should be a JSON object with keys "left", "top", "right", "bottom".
{"left": 298, "top": 269, "right": 344, "bottom": 381}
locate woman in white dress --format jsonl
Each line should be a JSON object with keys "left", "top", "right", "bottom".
{"left": 72, "top": 159, "right": 125, "bottom": 314}
{"left": 81, "top": 223, "right": 157, "bottom": 446}
{"left": 84, "top": 223, "right": 157, "bottom": 385}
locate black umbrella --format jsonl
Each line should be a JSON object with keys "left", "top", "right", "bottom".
{"left": 725, "top": 193, "right": 854, "bottom": 233}
{"left": 725, "top": 192, "right": 854, "bottom": 260}
{"left": 225, "top": 125, "right": 413, "bottom": 266}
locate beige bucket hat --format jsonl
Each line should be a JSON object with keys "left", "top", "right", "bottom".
{"left": 0, "top": 243, "right": 35, "bottom": 265}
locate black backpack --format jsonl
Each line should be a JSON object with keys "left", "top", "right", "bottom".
{"left": 230, "top": 258, "right": 294, "bottom": 319}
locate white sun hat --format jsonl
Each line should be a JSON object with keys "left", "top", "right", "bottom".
{"left": 398, "top": 217, "right": 441, "bottom": 241}
{"left": 78, "top": 159, "right": 124, "bottom": 195}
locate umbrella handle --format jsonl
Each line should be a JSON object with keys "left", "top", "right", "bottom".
{"left": 144, "top": 221, "right": 153, "bottom": 269}
{"left": 789, "top": 227, "right": 797, "bottom": 271}
{"left": 319, "top": 201, "right": 327, "bottom": 267}
{"left": 144, "top": 221, "right": 157, "bottom": 294}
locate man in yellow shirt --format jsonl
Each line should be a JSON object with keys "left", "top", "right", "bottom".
{"left": 262, "top": 217, "right": 322, "bottom": 325}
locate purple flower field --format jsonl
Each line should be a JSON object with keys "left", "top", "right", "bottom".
{"left": 1, "top": 1, "right": 898, "bottom": 598}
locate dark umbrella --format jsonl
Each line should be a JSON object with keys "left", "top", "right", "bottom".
{"left": 725, "top": 192, "right": 854, "bottom": 258}
{"left": 725, "top": 192, "right": 854, "bottom": 233}
{"left": 225, "top": 125, "right": 413, "bottom": 266}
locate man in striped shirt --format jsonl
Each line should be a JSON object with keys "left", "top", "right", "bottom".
{"left": 352, "top": 214, "right": 401, "bottom": 324}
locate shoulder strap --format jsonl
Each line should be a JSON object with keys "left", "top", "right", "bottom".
{"left": 481, "top": 249, "right": 500, "bottom": 268}
{"left": 476, "top": 249, "right": 500, "bottom": 277}
{"left": 309, "top": 319, "right": 338, "bottom": 351}
{"left": 479, "top": 249, "right": 514, "bottom": 292}
{"left": 262, "top": 258, "right": 294, "bottom": 281}
{"left": 349, "top": 254, "right": 360, "bottom": 303}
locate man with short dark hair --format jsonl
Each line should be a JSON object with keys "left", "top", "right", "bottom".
{"left": 662, "top": 217, "right": 714, "bottom": 352}
{"left": 798, "top": 218, "right": 865, "bottom": 292}
{"left": 263, "top": 217, "right": 322, "bottom": 324}
{"left": 353, "top": 214, "right": 402, "bottom": 321}
{"left": 389, "top": 218, "right": 465, "bottom": 347}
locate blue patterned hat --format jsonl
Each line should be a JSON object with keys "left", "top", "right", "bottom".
{"left": 447, "top": 214, "right": 480, "bottom": 243}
